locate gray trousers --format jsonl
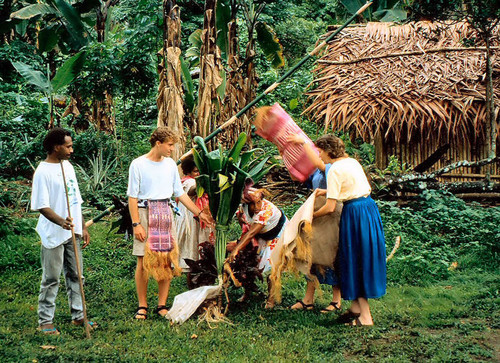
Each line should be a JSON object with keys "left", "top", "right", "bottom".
{"left": 38, "top": 237, "right": 84, "bottom": 325}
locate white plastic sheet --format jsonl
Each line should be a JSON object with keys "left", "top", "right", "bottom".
{"left": 166, "top": 284, "right": 222, "bottom": 324}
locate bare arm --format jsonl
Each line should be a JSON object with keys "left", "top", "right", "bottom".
{"left": 313, "top": 198, "right": 337, "bottom": 219}
{"left": 287, "top": 134, "right": 325, "bottom": 171}
{"left": 129, "top": 197, "right": 146, "bottom": 242}
{"left": 230, "top": 223, "right": 264, "bottom": 258}
{"left": 39, "top": 207, "right": 73, "bottom": 230}
{"left": 177, "top": 193, "right": 214, "bottom": 226}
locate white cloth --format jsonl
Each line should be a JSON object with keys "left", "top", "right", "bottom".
{"left": 175, "top": 178, "right": 211, "bottom": 269}
{"left": 31, "top": 161, "right": 83, "bottom": 249}
{"left": 126, "top": 155, "right": 184, "bottom": 200}
{"left": 326, "top": 158, "right": 371, "bottom": 201}
{"left": 166, "top": 284, "right": 222, "bottom": 324}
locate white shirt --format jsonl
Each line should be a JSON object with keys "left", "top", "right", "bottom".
{"left": 31, "top": 160, "right": 83, "bottom": 249}
{"left": 326, "top": 158, "right": 371, "bottom": 202}
{"left": 127, "top": 155, "right": 184, "bottom": 201}
{"left": 242, "top": 199, "right": 281, "bottom": 233}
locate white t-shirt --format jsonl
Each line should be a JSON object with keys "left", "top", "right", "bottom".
{"left": 127, "top": 155, "right": 184, "bottom": 201}
{"left": 31, "top": 160, "right": 83, "bottom": 249}
{"left": 326, "top": 158, "right": 371, "bottom": 202}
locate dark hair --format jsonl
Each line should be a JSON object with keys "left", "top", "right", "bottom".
{"left": 150, "top": 127, "right": 179, "bottom": 147}
{"left": 43, "top": 128, "right": 72, "bottom": 154}
{"left": 314, "top": 134, "right": 346, "bottom": 159}
{"left": 181, "top": 154, "right": 197, "bottom": 175}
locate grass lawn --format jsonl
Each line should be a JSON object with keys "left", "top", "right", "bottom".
{"left": 1, "top": 222, "right": 499, "bottom": 362}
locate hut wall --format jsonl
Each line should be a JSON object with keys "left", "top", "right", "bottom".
{"left": 380, "top": 129, "right": 500, "bottom": 182}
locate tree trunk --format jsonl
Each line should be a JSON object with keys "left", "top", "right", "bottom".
{"left": 157, "top": 1, "right": 185, "bottom": 161}
{"left": 218, "top": 7, "right": 252, "bottom": 148}
{"left": 484, "top": 34, "right": 497, "bottom": 159}
{"left": 0, "top": 0, "right": 13, "bottom": 43}
{"left": 196, "top": 0, "right": 223, "bottom": 143}
{"left": 91, "top": 0, "right": 119, "bottom": 133}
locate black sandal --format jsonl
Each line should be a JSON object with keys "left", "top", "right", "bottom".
{"left": 321, "top": 301, "right": 341, "bottom": 313}
{"left": 290, "top": 300, "right": 314, "bottom": 310}
{"left": 337, "top": 310, "right": 360, "bottom": 323}
{"left": 134, "top": 306, "right": 148, "bottom": 320}
{"left": 154, "top": 305, "right": 168, "bottom": 317}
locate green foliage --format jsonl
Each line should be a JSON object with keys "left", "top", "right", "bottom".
{"left": 255, "top": 22, "right": 285, "bottom": 68}
{"left": 341, "top": 0, "right": 407, "bottom": 21}
{"left": 379, "top": 190, "right": 500, "bottom": 285}
{"left": 0, "top": 215, "right": 498, "bottom": 361}
{"left": 192, "top": 133, "right": 277, "bottom": 273}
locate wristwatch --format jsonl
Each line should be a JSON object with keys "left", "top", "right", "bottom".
{"left": 132, "top": 222, "right": 141, "bottom": 227}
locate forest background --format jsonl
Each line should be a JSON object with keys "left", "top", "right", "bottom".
{"left": 0, "top": 0, "right": 498, "bottom": 361}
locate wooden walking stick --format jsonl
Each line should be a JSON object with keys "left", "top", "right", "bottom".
{"left": 60, "top": 161, "right": 91, "bottom": 339}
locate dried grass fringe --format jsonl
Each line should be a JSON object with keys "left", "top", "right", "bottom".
{"left": 143, "top": 242, "right": 182, "bottom": 281}
{"left": 269, "top": 221, "right": 316, "bottom": 303}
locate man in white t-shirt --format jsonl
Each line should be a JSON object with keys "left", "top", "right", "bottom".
{"left": 127, "top": 127, "right": 213, "bottom": 319}
{"left": 31, "top": 128, "right": 91, "bottom": 335}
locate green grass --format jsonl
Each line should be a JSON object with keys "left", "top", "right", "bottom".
{"left": 1, "top": 222, "right": 499, "bottom": 362}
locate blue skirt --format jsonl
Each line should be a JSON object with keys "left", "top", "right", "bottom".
{"left": 338, "top": 196, "right": 386, "bottom": 300}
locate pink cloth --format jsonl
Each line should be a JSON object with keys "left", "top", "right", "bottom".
{"left": 255, "top": 103, "right": 318, "bottom": 182}
{"left": 148, "top": 199, "right": 174, "bottom": 252}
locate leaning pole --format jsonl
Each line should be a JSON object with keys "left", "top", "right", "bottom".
{"left": 85, "top": 2, "right": 373, "bottom": 227}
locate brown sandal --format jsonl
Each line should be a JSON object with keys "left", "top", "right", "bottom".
{"left": 321, "top": 301, "right": 341, "bottom": 313}
{"left": 290, "top": 300, "right": 314, "bottom": 310}
{"left": 134, "top": 306, "right": 148, "bottom": 320}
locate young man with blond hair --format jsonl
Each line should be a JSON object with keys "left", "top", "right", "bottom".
{"left": 127, "top": 127, "right": 213, "bottom": 319}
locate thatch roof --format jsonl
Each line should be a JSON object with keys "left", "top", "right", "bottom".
{"left": 304, "top": 21, "right": 500, "bottom": 143}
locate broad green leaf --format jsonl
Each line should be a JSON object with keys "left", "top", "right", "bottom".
{"left": 255, "top": 22, "right": 284, "bottom": 69}
{"left": 340, "top": 0, "right": 372, "bottom": 19}
{"left": 180, "top": 56, "right": 195, "bottom": 111}
{"left": 216, "top": 69, "right": 226, "bottom": 100}
{"left": 38, "top": 27, "right": 59, "bottom": 53}
{"left": 11, "top": 61, "right": 51, "bottom": 93}
{"left": 188, "top": 29, "right": 203, "bottom": 48}
{"left": 51, "top": 51, "right": 87, "bottom": 93}
{"left": 289, "top": 98, "right": 298, "bottom": 110}
{"left": 215, "top": 0, "right": 231, "bottom": 60}
{"left": 10, "top": 4, "right": 56, "bottom": 19}
{"left": 54, "top": 0, "right": 88, "bottom": 48}
{"left": 15, "top": 20, "right": 29, "bottom": 37}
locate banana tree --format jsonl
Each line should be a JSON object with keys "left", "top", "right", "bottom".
{"left": 191, "top": 132, "right": 275, "bottom": 279}
{"left": 11, "top": 51, "right": 87, "bottom": 127}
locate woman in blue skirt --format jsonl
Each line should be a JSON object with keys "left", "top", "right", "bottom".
{"left": 312, "top": 134, "right": 386, "bottom": 326}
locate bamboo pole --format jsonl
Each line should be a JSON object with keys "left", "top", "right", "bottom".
{"left": 60, "top": 161, "right": 91, "bottom": 339}
{"left": 178, "top": 1, "right": 373, "bottom": 162}
{"left": 89, "top": 2, "right": 374, "bottom": 224}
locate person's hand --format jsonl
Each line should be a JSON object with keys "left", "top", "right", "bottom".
{"left": 60, "top": 216, "right": 74, "bottom": 230}
{"left": 229, "top": 246, "right": 240, "bottom": 262}
{"left": 133, "top": 224, "right": 147, "bottom": 242}
{"left": 287, "top": 134, "right": 306, "bottom": 145}
{"left": 199, "top": 210, "right": 215, "bottom": 227}
{"left": 82, "top": 226, "right": 90, "bottom": 248}
{"left": 315, "top": 189, "right": 327, "bottom": 197}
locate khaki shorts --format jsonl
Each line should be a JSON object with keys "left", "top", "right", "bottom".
{"left": 133, "top": 208, "right": 149, "bottom": 256}
{"left": 132, "top": 207, "right": 178, "bottom": 257}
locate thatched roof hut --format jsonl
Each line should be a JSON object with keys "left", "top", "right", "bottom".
{"left": 305, "top": 21, "right": 500, "bottom": 181}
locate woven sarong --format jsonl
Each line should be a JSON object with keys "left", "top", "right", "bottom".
{"left": 147, "top": 199, "right": 174, "bottom": 252}
{"left": 143, "top": 199, "right": 181, "bottom": 281}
